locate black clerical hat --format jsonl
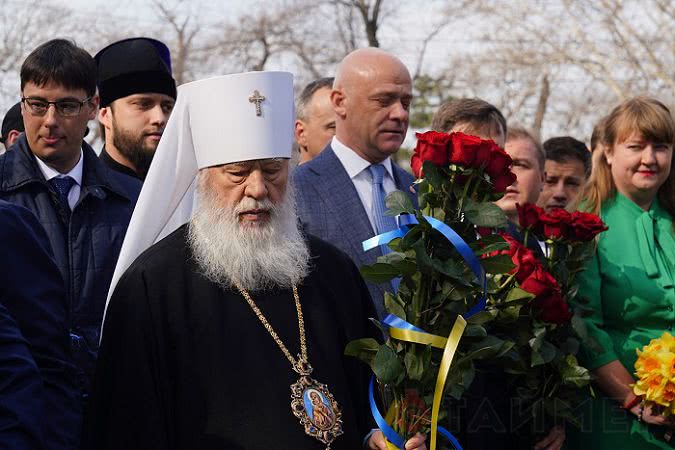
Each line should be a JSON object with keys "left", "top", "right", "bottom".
{"left": 95, "top": 37, "right": 177, "bottom": 107}
{"left": 1, "top": 102, "right": 23, "bottom": 144}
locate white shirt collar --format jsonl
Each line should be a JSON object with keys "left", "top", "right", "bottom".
{"left": 331, "top": 136, "right": 394, "bottom": 180}
{"left": 35, "top": 149, "right": 84, "bottom": 185}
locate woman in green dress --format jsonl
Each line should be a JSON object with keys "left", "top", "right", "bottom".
{"left": 568, "top": 97, "right": 675, "bottom": 449}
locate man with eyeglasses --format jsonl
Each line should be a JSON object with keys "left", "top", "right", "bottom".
{"left": 0, "top": 39, "right": 141, "bottom": 441}
{"left": 95, "top": 38, "right": 177, "bottom": 181}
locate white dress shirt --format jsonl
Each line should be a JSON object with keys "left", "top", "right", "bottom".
{"left": 331, "top": 136, "right": 397, "bottom": 232}
{"left": 35, "top": 150, "right": 84, "bottom": 210}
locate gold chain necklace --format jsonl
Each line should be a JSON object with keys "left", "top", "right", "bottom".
{"left": 236, "top": 285, "right": 343, "bottom": 449}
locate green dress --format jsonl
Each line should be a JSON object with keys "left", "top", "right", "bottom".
{"left": 566, "top": 193, "right": 675, "bottom": 449}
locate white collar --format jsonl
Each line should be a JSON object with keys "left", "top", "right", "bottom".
{"left": 331, "top": 136, "right": 394, "bottom": 180}
{"left": 35, "top": 149, "right": 84, "bottom": 185}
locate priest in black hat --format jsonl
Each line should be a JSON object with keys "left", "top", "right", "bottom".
{"left": 95, "top": 37, "right": 177, "bottom": 180}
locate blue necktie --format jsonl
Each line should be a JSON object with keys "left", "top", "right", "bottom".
{"left": 369, "top": 164, "right": 400, "bottom": 298}
{"left": 368, "top": 164, "right": 397, "bottom": 237}
{"left": 50, "top": 176, "right": 75, "bottom": 213}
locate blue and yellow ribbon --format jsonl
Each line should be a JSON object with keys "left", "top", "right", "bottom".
{"left": 363, "top": 213, "right": 487, "bottom": 450}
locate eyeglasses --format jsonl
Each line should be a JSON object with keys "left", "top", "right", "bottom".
{"left": 21, "top": 96, "right": 92, "bottom": 117}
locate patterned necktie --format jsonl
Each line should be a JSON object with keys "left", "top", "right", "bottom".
{"left": 50, "top": 176, "right": 76, "bottom": 213}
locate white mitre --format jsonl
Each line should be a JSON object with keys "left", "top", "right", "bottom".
{"left": 105, "top": 71, "right": 294, "bottom": 312}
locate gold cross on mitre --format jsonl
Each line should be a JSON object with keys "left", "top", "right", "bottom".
{"left": 248, "top": 90, "right": 266, "bottom": 116}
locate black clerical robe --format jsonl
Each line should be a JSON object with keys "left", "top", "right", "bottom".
{"left": 99, "top": 147, "right": 142, "bottom": 180}
{"left": 82, "top": 225, "right": 377, "bottom": 450}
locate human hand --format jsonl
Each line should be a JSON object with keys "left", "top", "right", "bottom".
{"left": 631, "top": 402, "right": 674, "bottom": 427}
{"left": 533, "top": 425, "right": 565, "bottom": 450}
{"left": 368, "top": 431, "right": 427, "bottom": 450}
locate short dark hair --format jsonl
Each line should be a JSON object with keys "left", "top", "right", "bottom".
{"left": 506, "top": 125, "right": 545, "bottom": 171}
{"left": 543, "top": 136, "right": 591, "bottom": 178}
{"left": 296, "top": 77, "right": 334, "bottom": 121}
{"left": 431, "top": 98, "right": 507, "bottom": 136}
{"left": 21, "top": 39, "right": 97, "bottom": 97}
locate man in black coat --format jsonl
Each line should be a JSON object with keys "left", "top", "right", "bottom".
{"left": 0, "top": 39, "right": 141, "bottom": 409}
{"left": 0, "top": 200, "right": 80, "bottom": 450}
{"left": 95, "top": 37, "right": 177, "bottom": 180}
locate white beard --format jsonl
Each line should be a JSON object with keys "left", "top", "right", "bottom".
{"left": 187, "top": 179, "right": 310, "bottom": 292}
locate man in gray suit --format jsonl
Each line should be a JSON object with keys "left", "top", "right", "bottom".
{"left": 292, "top": 48, "right": 416, "bottom": 319}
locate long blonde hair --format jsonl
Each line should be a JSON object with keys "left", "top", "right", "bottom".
{"left": 581, "top": 97, "right": 675, "bottom": 229}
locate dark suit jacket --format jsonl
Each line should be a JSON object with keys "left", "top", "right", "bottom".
{"left": 0, "top": 200, "right": 81, "bottom": 450}
{"left": 292, "top": 144, "right": 416, "bottom": 318}
{"left": 0, "top": 135, "right": 141, "bottom": 395}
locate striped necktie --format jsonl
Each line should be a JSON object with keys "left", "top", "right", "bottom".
{"left": 368, "top": 164, "right": 397, "bottom": 237}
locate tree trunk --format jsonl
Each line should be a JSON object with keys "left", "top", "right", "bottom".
{"left": 532, "top": 75, "right": 550, "bottom": 141}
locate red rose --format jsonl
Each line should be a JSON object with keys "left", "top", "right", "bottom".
{"left": 510, "top": 241, "right": 540, "bottom": 283}
{"left": 410, "top": 131, "right": 452, "bottom": 178}
{"left": 448, "top": 132, "right": 480, "bottom": 167}
{"left": 495, "top": 232, "right": 538, "bottom": 282}
{"left": 492, "top": 171, "right": 517, "bottom": 193}
{"left": 539, "top": 209, "right": 573, "bottom": 240}
{"left": 485, "top": 146, "right": 513, "bottom": 179}
{"left": 520, "top": 265, "right": 558, "bottom": 297}
{"left": 411, "top": 152, "right": 424, "bottom": 179}
{"left": 402, "top": 389, "right": 428, "bottom": 434}
{"left": 535, "top": 289, "right": 573, "bottom": 324}
{"left": 569, "top": 211, "right": 608, "bottom": 242}
{"left": 473, "top": 138, "right": 494, "bottom": 170}
{"left": 517, "top": 203, "right": 545, "bottom": 234}
{"left": 476, "top": 226, "right": 494, "bottom": 238}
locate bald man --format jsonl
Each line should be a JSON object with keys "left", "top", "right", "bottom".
{"left": 292, "top": 48, "right": 417, "bottom": 320}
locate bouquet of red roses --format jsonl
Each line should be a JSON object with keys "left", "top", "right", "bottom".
{"left": 479, "top": 203, "right": 607, "bottom": 438}
{"left": 345, "top": 131, "right": 605, "bottom": 450}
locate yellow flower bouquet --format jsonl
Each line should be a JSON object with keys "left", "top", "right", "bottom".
{"left": 633, "top": 332, "right": 675, "bottom": 415}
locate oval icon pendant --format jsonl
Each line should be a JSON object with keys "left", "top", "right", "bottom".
{"left": 290, "top": 371, "right": 343, "bottom": 449}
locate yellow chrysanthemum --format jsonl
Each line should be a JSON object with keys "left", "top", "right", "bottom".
{"left": 633, "top": 332, "right": 675, "bottom": 415}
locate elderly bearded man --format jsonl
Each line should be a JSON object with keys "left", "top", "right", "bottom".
{"left": 82, "top": 72, "right": 425, "bottom": 450}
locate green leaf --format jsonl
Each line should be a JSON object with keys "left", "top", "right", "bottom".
{"left": 385, "top": 190, "right": 415, "bottom": 216}
{"left": 400, "top": 224, "right": 424, "bottom": 252}
{"left": 432, "top": 257, "right": 469, "bottom": 281}
{"left": 531, "top": 340, "right": 557, "bottom": 367}
{"left": 569, "top": 241, "right": 595, "bottom": 262}
{"left": 480, "top": 254, "right": 516, "bottom": 274}
{"left": 378, "top": 253, "right": 418, "bottom": 277}
{"left": 360, "top": 263, "right": 399, "bottom": 283}
{"left": 422, "top": 161, "right": 445, "bottom": 190}
{"left": 410, "top": 239, "right": 435, "bottom": 274}
{"left": 464, "top": 324, "right": 487, "bottom": 337}
{"left": 465, "top": 335, "right": 512, "bottom": 360}
{"left": 384, "top": 292, "right": 406, "bottom": 320}
{"left": 344, "top": 338, "right": 379, "bottom": 366}
{"left": 559, "top": 354, "right": 591, "bottom": 387}
{"left": 505, "top": 287, "right": 535, "bottom": 303}
{"left": 373, "top": 344, "right": 405, "bottom": 384}
{"left": 470, "top": 240, "right": 511, "bottom": 255}
{"left": 463, "top": 199, "right": 507, "bottom": 228}
{"left": 529, "top": 326, "right": 546, "bottom": 351}
{"left": 404, "top": 350, "right": 425, "bottom": 381}
{"left": 474, "top": 233, "right": 508, "bottom": 246}
{"left": 466, "top": 310, "right": 495, "bottom": 325}
{"left": 497, "top": 305, "right": 523, "bottom": 322}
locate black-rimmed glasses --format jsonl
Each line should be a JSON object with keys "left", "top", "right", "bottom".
{"left": 21, "top": 96, "right": 92, "bottom": 117}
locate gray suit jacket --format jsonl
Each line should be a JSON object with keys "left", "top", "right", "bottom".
{"left": 292, "top": 144, "right": 417, "bottom": 318}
